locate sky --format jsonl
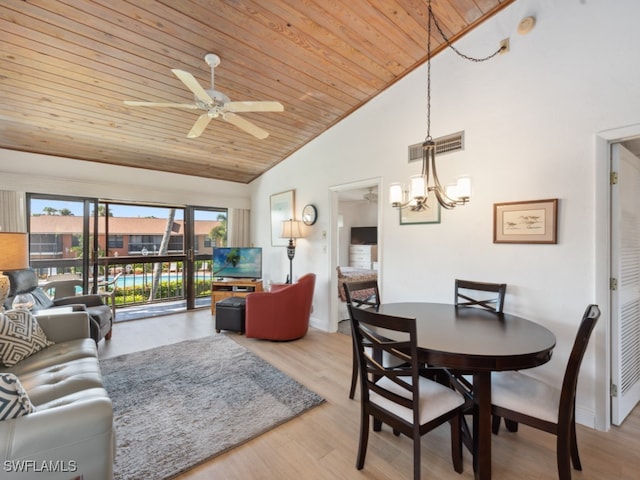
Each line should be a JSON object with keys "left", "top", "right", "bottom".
{"left": 30, "top": 198, "right": 225, "bottom": 221}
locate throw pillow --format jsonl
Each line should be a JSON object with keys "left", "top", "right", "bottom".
{"left": 0, "top": 310, "right": 55, "bottom": 367}
{"left": 0, "top": 373, "right": 34, "bottom": 420}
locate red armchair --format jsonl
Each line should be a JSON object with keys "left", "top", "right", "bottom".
{"left": 245, "top": 273, "right": 316, "bottom": 340}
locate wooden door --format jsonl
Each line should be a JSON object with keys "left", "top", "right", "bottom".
{"left": 611, "top": 143, "right": 640, "bottom": 425}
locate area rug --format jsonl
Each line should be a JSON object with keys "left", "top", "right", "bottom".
{"left": 100, "top": 335, "right": 325, "bottom": 480}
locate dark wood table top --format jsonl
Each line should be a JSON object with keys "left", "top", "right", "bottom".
{"left": 374, "top": 302, "right": 556, "bottom": 372}
{"left": 371, "top": 302, "right": 556, "bottom": 480}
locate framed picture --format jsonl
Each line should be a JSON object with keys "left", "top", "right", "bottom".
{"left": 493, "top": 198, "right": 558, "bottom": 244}
{"left": 399, "top": 192, "right": 441, "bottom": 225}
{"left": 270, "top": 189, "right": 295, "bottom": 246}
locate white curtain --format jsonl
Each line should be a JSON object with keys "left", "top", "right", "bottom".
{"left": 227, "top": 208, "right": 250, "bottom": 247}
{"left": 0, "top": 190, "right": 27, "bottom": 232}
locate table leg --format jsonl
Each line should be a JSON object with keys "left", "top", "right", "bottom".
{"left": 473, "top": 372, "right": 492, "bottom": 480}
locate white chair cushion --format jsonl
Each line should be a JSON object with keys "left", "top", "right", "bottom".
{"left": 491, "top": 371, "right": 559, "bottom": 424}
{"left": 371, "top": 376, "right": 464, "bottom": 425}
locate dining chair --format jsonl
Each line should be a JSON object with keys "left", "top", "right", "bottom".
{"left": 454, "top": 279, "right": 507, "bottom": 313}
{"left": 491, "top": 304, "right": 601, "bottom": 480}
{"left": 348, "top": 304, "right": 464, "bottom": 479}
{"left": 342, "top": 279, "right": 381, "bottom": 399}
{"left": 450, "top": 279, "right": 507, "bottom": 449}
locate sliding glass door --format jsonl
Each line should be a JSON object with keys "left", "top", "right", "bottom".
{"left": 27, "top": 194, "right": 98, "bottom": 293}
{"left": 186, "top": 207, "right": 227, "bottom": 309}
{"left": 27, "top": 194, "right": 227, "bottom": 320}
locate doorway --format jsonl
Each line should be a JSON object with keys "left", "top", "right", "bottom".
{"left": 610, "top": 139, "right": 640, "bottom": 425}
{"left": 329, "top": 178, "right": 382, "bottom": 332}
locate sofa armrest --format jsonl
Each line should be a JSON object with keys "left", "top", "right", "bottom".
{"left": 54, "top": 294, "right": 105, "bottom": 308}
{"left": 33, "top": 311, "right": 92, "bottom": 342}
{"left": 0, "top": 391, "right": 114, "bottom": 480}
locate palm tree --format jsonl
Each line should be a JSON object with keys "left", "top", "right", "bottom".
{"left": 209, "top": 213, "right": 227, "bottom": 247}
{"left": 149, "top": 209, "right": 176, "bottom": 301}
{"left": 92, "top": 205, "right": 113, "bottom": 217}
{"left": 42, "top": 207, "right": 58, "bottom": 215}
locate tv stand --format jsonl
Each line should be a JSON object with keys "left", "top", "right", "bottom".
{"left": 211, "top": 279, "right": 263, "bottom": 315}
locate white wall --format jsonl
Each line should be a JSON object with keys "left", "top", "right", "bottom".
{"left": 249, "top": 0, "right": 640, "bottom": 430}
{"left": 0, "top": 149, "right": 250, "bottom": 208}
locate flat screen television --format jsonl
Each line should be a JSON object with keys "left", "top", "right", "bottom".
{"left": 350, "top": 226, "right": 377, "bottom": 245}
{"left": 212, "top": 247, "right": 262, "bottom": 279}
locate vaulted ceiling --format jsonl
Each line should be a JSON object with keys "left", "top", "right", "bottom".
{"left": 0, "top": 0, "right": 514, "bottom": 183}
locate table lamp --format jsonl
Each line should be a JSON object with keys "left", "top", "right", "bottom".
{"left": 0, "top": 232, "right": 29, "bottom": 311}
{"left": 281, "top": 219, "right": 304, "bottom": 284}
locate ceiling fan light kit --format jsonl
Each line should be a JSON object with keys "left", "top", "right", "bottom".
{"left": 124, "top": 54, "right": 284, "bottom": 139}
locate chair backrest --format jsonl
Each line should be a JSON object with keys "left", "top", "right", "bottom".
{"left": 3, "top": 268, "right": 55, "bottom": 310}
{"left": 342, "top": 280, "right": 380, "bottom": 309}
{"left": 98, "top": 272, "right": 123, "bottom": 293}
{"left": 42, "top": 278, "right": 83, "bottom": 299}
{"left": 558, "top": 304, "right": 600, "bottom": 424}
{"left": 348, "top": 304, "right": 419, "bottom": 421}
{"left": 296, "top": 273, "right": 316, "bottom": 318}
{"left": 454, "top": 279, "right": 507, "bottom": 313}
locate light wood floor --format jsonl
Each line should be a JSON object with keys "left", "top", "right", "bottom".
{"left": 98, "top": 309, "right": 640, "bottom": 480}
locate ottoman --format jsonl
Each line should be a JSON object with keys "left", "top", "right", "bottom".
{"left": 215, "top": 297, "right": 247, "bottom": 333}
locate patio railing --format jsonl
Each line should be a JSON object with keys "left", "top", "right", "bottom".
{"left": 31, "top": 257, "right": 212, "bottom": 311}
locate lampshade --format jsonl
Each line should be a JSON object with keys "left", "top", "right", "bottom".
{"left": 0, "top": 232, "right": 29, "bottom": 271}
{"left": 281, "top": 219, "right": 304, "bottom": 239}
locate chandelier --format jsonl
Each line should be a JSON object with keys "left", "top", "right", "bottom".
{"left": 390, "top": 0, "right": 504, "bottom": 211}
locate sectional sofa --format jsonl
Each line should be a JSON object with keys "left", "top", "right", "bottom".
{"left": 0, "top": 309, "right": 114, "bottom": 479}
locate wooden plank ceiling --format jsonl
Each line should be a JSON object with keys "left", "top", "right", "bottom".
{"left": 0, "top": 0, "right": 514, "bottom": 184}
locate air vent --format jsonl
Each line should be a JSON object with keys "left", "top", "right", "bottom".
{"left": 408, "top": 131, "right": 465, "bottom": 163}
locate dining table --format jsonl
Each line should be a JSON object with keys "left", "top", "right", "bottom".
{"left": 372, "top": 302, "right": 556, "bottom": 480}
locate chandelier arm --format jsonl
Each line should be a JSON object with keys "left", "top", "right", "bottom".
{"left": 429, "top": 147, "right": 460, "bottom": 207}
{"left": 434, "top": 188, "right": 455, "bottom": 209}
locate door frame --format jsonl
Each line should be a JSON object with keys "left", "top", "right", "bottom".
{"left": 26, "top": 193, "right": 99, "bottom": 294}
{"left": 596, "top": 123, "right": 640, "bottom": 430}
{"left": 329, "top": 177, "right": 382, "bottom": 332}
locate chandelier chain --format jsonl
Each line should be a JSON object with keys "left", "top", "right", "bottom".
{"left": 429, "top": 3, "right": 505, "bottom": 62}
{"left": 425, "top": 0, "right": 432, "bottom": 142}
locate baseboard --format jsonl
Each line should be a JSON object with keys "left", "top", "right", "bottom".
{"left": 576, "top": 405, "right": 597, "bottom": 429}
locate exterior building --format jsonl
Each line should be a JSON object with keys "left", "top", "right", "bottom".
{"left": 29, "top": 215, "right": 221, "bottom": 259}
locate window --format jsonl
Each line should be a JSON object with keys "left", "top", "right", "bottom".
{"left": 29, "top": 234, "right": 62, "bottom": 256}
{"left": 108, "top": 235, "right": 123, "bottom": 248}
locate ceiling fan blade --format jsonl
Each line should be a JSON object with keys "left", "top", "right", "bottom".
{"left": 187, "top": 113, "right": 212, "bottom": 138}
{"left": 124, "top": 101, "right": 199, "bottom": 109}
{"left": 224, "top": 101, "right": 284, "bottom": 113}
{"left": 223, "top": 112, "right": 269, "bottom": 139}
{"left": 171, "top": 69, "right": 213, "bottom": 105}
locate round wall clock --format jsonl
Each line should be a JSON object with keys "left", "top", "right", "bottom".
{"left": 302, "top": 204, "right": 318, "bottom": 226}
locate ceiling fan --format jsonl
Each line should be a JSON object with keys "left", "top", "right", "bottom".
{"left": 124, "top": 53, "right": 284, "bottom": 139}
{"left": 363, "top": 187, "right": 378, "bottom": 203}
